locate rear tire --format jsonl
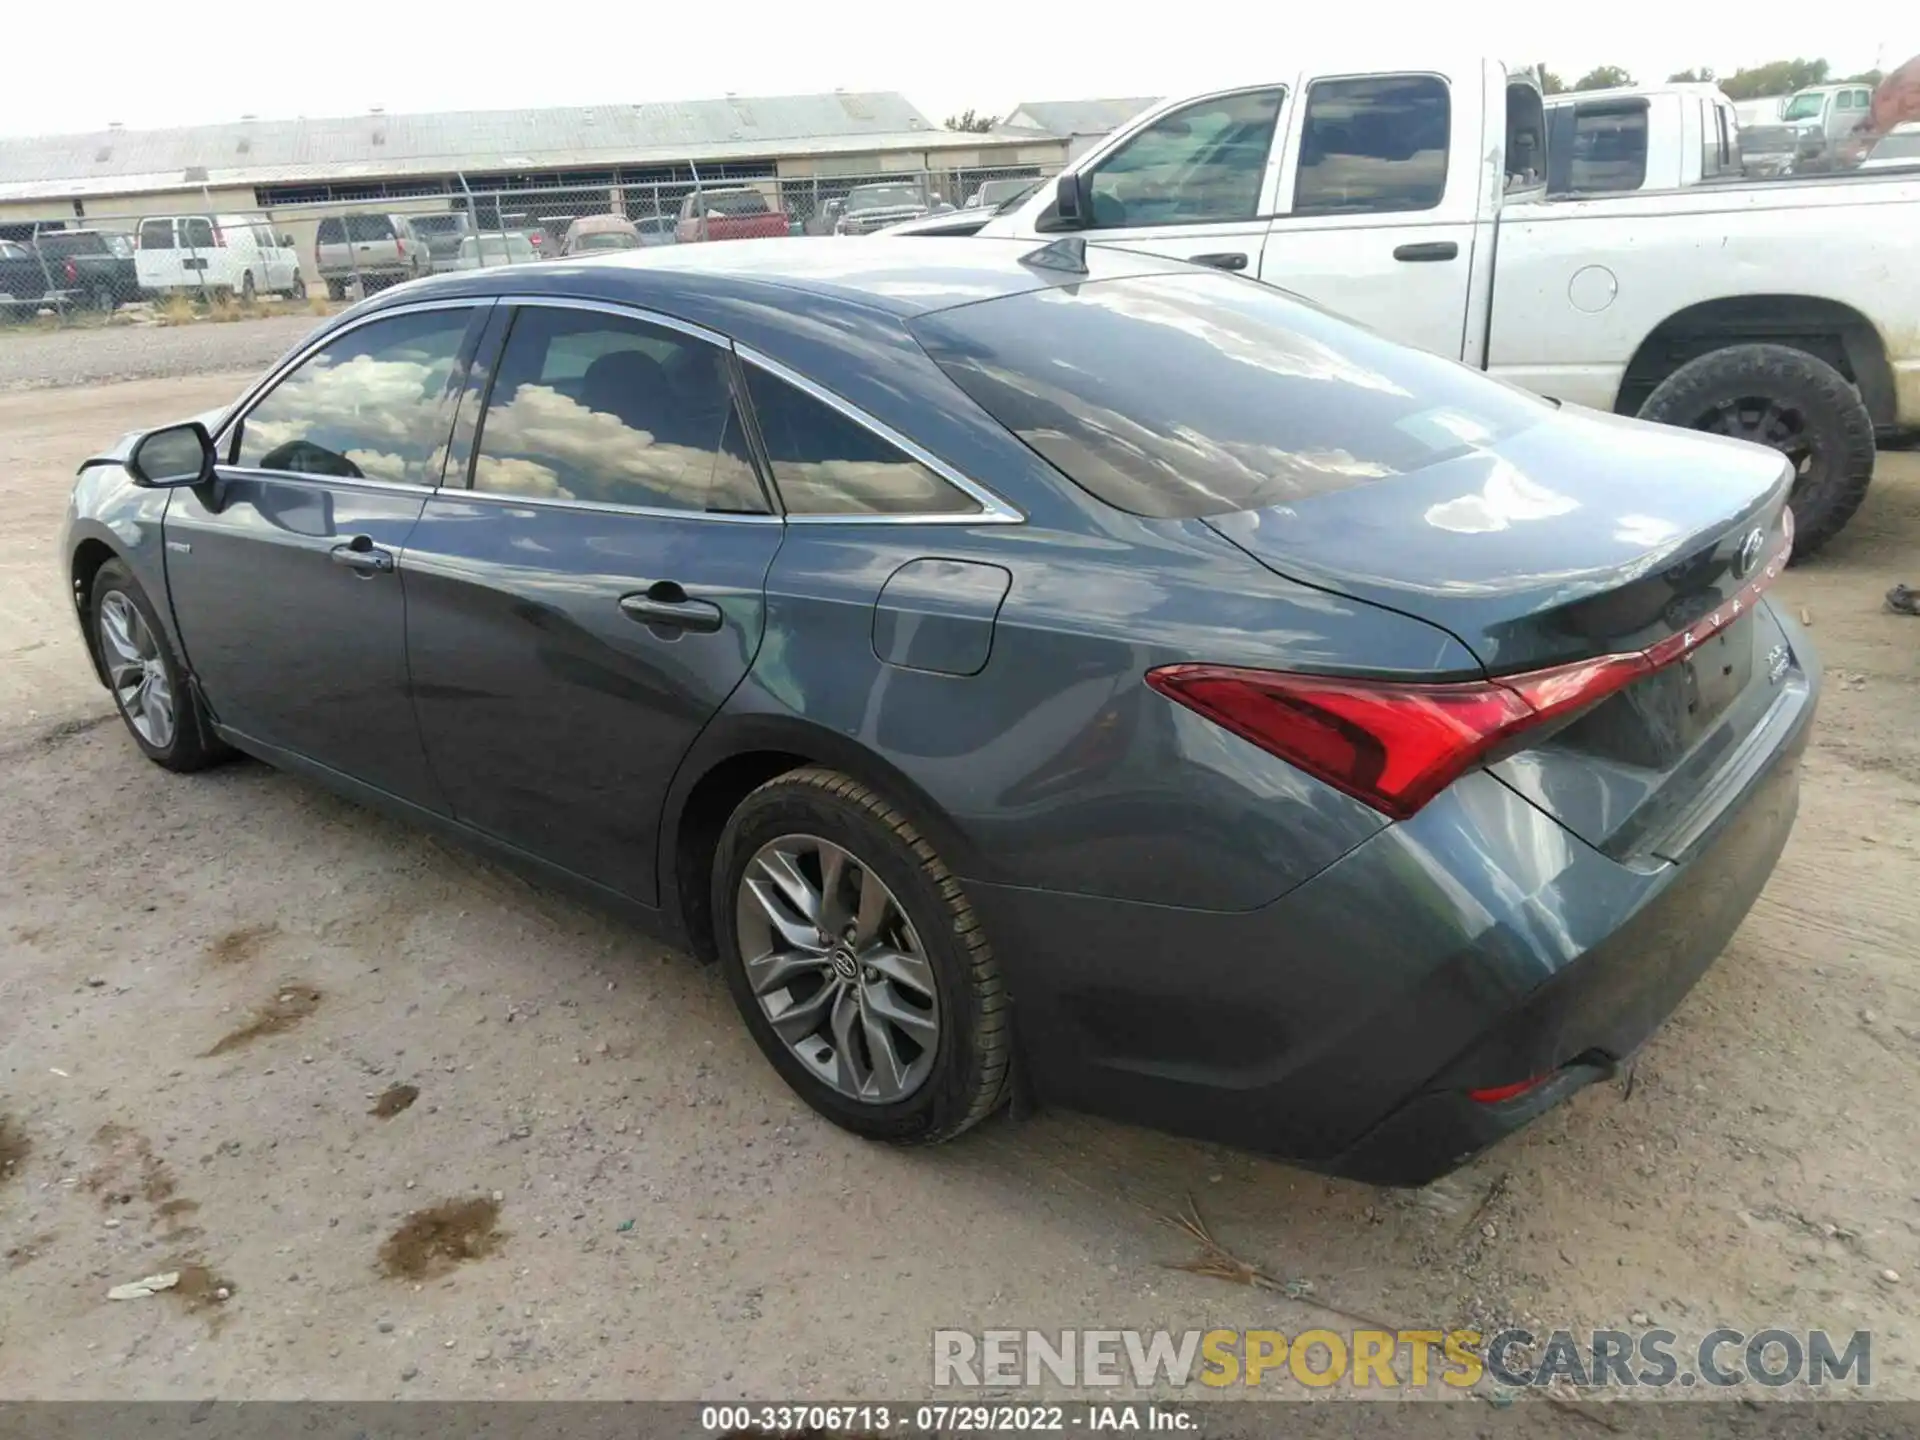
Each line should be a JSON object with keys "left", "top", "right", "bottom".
{"left": 1637, "top": 342, "right": 1875, "bottom": 561}
{"left": 290, "top": 272, "right": 308, "bottom": 300}
{"left": 91, "top": 285, "right": 115, "bottom": 313}
{"left": 713, "top": 767, "right": 1010, "bottom": 1145}
{"left": 326, "top": 279, "right": 347, "bottom": 301}
{"left": 91, "top": 560, "right": 229, "bottom": 773}
{"left": 240, "top": 271, "right": 256, "bottom": 302}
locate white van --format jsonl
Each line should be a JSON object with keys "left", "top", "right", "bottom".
{"left": 134, "top": 214, "right": 306, "bottom": 300}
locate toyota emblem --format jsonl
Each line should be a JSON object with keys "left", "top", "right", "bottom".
{"left": 1734, "top": 527, "right": 1766, "bottom": 579}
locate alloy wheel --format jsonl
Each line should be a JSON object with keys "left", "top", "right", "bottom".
{"left": 734, "top": 834, "right": 941, "bottom": 1103}
{"left": 1693, "top": 395, "right": 1822, "bottom": 506}
{"left": 98, "top": 592, "right": 175, "bottom": 749}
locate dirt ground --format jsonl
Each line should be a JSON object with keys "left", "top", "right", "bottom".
{"left": 1, "top": 375, "right": 1917, "bottom": 1403}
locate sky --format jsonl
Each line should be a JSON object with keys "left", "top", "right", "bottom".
{"left": 5, "top": 0, "right": 1916, "bottom": 139}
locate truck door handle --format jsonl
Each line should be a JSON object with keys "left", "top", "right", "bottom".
{"left": 329, "top": 536, "right": 395, "bottom": 574}
{"left": 1190, "top": 252, "right": 1248, "bottom": 271}
{"left": 619, "top": 581, "right": 723, "bottom": 633}
{"left": 1393, "top": 241, "right": 1459, "bottom": 262}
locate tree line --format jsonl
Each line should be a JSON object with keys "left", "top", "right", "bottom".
{"left": 1536, "top": 57, "right": 1884, "bottom": 99}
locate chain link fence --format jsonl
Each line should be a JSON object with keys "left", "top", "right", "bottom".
{"left": 0, "top": 163, "right": 1055, "bottom": 329}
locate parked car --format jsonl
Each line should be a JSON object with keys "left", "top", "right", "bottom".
{"left": 31, "top": 229, "right": 141, "bottom": 310}
{"left": 951, "top": 54, "right": 1920, "bottom": 556}
{"left": 66, "top": 237, "right": 1815, "bottom": 1186}
{"left": 562, "top": 215, "right": 643, "bottom": 255}
{"left": 1857, "top": 123, "right": 1920, "bottom": 170}
{"left": 675, "top": 187, "right": 790, "bottom": 243}
{"left": 134, "top": 214, "right": 304, "bottom": 301}
{"left": 0, "top": 237, "right": 70, "bottom": 313}
{"left": 1543, "top": 84, "right": 1741, "bottom": 193}
{"left": 451, "top": 234, "right": 539, "bottom": 269}
{"left": 315, "top": 213, "right": 430, "bottom": 298}
{"left": 1740, "top": 82, "right": 1879, "bottom": 175}
{"left": 405, "top": 213, "right": 476, "bottom": 273}
{"left": 835, "top": 183, "right": 938, "bottom": 235}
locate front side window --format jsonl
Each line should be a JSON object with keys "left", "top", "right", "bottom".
{"left": 1084, "top": 89, "right": 1284, "bottom": 228}
{"left": 744, "top": 366, "right": 979, "bottom": 517}
{"left": 470, "top": 306, "right": 764, "bottom": 513}
{"left": 1294, "top": 75, "right": 1451, "bottom": 215}
{"left": 234, "top": 308, "right": 474, "bottom": 483}
{"left": 1782, "top": 93, "right": 1824, "bottom": 121}
{"left": 1836, "top": 91, "right": 1856, "bottom": 111}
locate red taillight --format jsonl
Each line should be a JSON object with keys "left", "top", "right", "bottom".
{"left": 1147, "top": 525, "right": 1792, "bottom": 820}
{"left": 396, "top": 236, "right": 407, "bottom": 256}
{"left": 211, "top": 225, "right": 227, "bottom": 247}
{"left": 1469, "top": 1075, "right": 1552, "bottom": 1104}
{"left": 64, "top": 258, "right": 78, "bottom": 284}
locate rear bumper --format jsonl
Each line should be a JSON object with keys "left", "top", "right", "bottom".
{"left": 969, "top": 644, "right": 1817, "bottom": 1186}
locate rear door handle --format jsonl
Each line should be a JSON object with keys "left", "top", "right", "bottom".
{"left": 329, "top": 537, "right": 395, "bottom": 574}
{"left": 1392, "top": 241, "right": 1459, "bottom": 262}
{"left": 620, "top": 582, "right": 723, "bottom": 634}
{"left": 1190, "top": 252, "right": 1248, "bottom": 271}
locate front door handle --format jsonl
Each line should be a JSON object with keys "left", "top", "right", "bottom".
{"left": 620, "top": 582, "right": 723, "bottom": 634}
{"left": 1393, "top": 241, "right": 1459, "bottom": 262}
{"left": 329, "top": 537, "right": 395, "bottom": 574}
{"left": 1190, "top": 252, "right": 1248, "bottom": 271}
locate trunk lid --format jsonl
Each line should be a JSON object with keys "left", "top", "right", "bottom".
{"left": 1204, "top": 405, "right": 1800, "bottom": 857}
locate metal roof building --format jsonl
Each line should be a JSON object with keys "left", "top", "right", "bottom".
{"left": 0, "top": 91, "right": 1060, "bottom": 213}
{"left": 1002, "top": 98, "right": 1160, "bottom": 139}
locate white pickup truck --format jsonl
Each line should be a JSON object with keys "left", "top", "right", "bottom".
{"left": 903, "top": 55, "right": 1920, "bottom": 554}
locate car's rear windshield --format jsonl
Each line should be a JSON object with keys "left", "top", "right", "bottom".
{"left": 345, "top": 214, "right": 396, "bottom": 241}
{"left": 909, "top": 271, "right": 1550, "bottom": 519}
{"left": 33, "top": 232, "right": 109, "bottom": 257}
{"left": 848, "top": 186, "right": 920, "bottom": 210}
{"left": 409, "top": 215, "right": 466, "bottom": 234}
{"left": 573, "top": 232, "right": 637, "bottom": 250}
{"left": 706, "top": 192, "right": 770, "bottom": 215}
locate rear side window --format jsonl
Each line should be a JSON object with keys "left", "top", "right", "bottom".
{"left": 911, "top": 271, "right": 1548, "bottom": 519}
{"left": 346, "top": 214, "right": 396, "bottom": 242}
{"left": 317, "top": 218, "right": 345, "bottom": 243}
{"left": 235, "top": 308, "right": 474, "bottom": 482}
{"left": 744, "top": 366, "right": 979, "bottom": 517}
{"left": 1294, "top": 74, "right": 1451, "bottom": 215}
{"left": 1550, "top": 99, "right": 1649, "bottom": 193}
{"left": 139, "top": 219, "right": 175, "bottom": 250}
{"left": 470, "top": 306, "right": 764, "bottom": 513}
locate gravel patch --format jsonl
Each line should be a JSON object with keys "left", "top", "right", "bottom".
{"left": 0, "top": 314, "right": 324, "bottom": 393}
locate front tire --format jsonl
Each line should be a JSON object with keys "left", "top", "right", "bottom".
{"left": 91, "top": 559, "right": 228, "bottom": 772}
{"left": 1637, "top": 342, "right": 1875, "bottom": 561}
{"left": 240, "top": 271, "right": 256, "bottom": 302}
{"left": 326, "top": 279, "right": 347, "bottom": 301}
{"left": 714, "top": 767, "right": 1010, "bottom": 1144}
{"left": 290, "top": 272, "right": 308, "bottom": 300}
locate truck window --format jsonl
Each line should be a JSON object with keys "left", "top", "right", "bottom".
{"left": 182, "top": 218, "right": 215, "bottom": 249}
{"left": 1547, "top": 99, "right": 1648, "bottom": 193}
{"left": 1083, "top": 89, "right": 1284, "bottom": 228}
{"left": 1294, "top": 75, "right": 1450, "bottom": 216}
{"left": 139, "top": 219, "right": 175, "bottom": 251}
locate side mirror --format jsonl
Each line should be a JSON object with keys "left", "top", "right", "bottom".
{"left": 1053, "top": 172, "right": 1091, "bottom": 228}
{"left": 128, "top": 421, "right": 216, "bottom": 488}
{"left": 280, "top": 233, "right": 295, "bottom": 247}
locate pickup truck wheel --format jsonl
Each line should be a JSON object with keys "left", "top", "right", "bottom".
{"left": 1637, "top": 343, "right": 1874, "bottom": 562}
{"left": 325, "top": 279, "right": 346, "bottom": 301}
{"left": 91, "top": 286, "right": 114, "bottom": 313}
{"left": 290, "top": 273, "right": 308, "bottom": 300}
{"left": 240, "top": 272, "right": 256, "bottom": 302}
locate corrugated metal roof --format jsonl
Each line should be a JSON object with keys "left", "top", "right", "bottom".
{"left": 1003, "top": 98, "right": 1161, "bottom": 137}
{"left": 0, "top": 91, "right": 972, "bottom": 198}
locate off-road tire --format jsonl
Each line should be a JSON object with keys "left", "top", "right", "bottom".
{"left": 1638, "top": 342, "right": 1875, "bottom": 562}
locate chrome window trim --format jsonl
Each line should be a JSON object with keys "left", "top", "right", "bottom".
{"left": 211, "top": 464, "right": 441, "bottom": 497}
{"left": 735, "top": 346, "right": 1023, "bottom": 526}
{"left": 214, "top": 296, "right": 488, "bottom": 451}
{"left": 487, "top": 292, "right": 731, "bottom": 350}
{"left": 431, "top": 488, "right": 782, "bottom": 524}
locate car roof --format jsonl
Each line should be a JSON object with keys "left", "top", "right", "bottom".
{"left": 408, "top": 235, "right": 1199, "bottom": 318}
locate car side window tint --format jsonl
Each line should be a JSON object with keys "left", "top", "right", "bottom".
{"left": 743, "top": 365, "right": 979, "bottom": 517}
{"left": 234, "top": 309, "right": 473, "bottom": 483}
{"left": 139, "top": 219, "right": 175, "bottom": 251}
{"left": 1566, "top": 99, "right": 1649, "bottom": 191}
{"left": 1085, "top": 89, "right": 1284, "bottom": 228}
{"left": 470, "top": 306, "right": 765, "bottom": 514}
{"left": 1294, "top": 74, "right": 1451, "bottom": 216}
